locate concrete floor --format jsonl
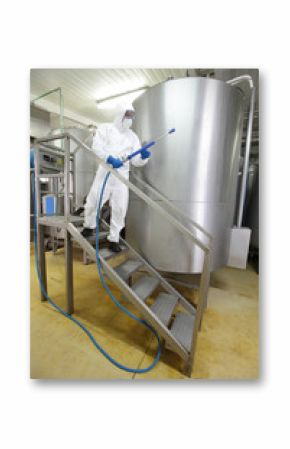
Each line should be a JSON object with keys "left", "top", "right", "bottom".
{"left": 30, "top": 244, "right": 259, "bottom": 380}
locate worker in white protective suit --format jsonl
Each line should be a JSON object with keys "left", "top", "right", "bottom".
{"left": 81, "top": 102, "right": 151, "bottom": 252}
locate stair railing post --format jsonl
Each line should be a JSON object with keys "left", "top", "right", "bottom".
{"left": 34, "top": 143, "right": 47, "bottom": 302}
{"left": 184, "top": 249, "right": 211, "bottom": 377}
{"left": 64, "top": 135, "right": 74, "bottom": 314}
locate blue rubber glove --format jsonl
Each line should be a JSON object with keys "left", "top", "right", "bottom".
{"left": 106, "top": 155, "right": 123, "bottom": 169}
{"left": 140, "top": 148, "right": 151, "bottom": 160}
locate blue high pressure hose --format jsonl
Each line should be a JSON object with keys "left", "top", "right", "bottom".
{"left": 32, "top": 172, "right": 161, "bottom": 374}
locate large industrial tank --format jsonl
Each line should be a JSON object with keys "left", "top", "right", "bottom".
{"left": 69, "top": 127, "right": 98, "bottom": 208}
{"left": 52, "top": 127, "right": 98, "bottom": 208}
{"left": 126, "top": 77, "right": 245, "bottom": 273}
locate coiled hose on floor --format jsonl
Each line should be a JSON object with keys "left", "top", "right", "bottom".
{"left": 33, "top": 171, "right": 161, "bottom": 374}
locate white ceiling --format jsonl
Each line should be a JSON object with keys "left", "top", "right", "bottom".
{"left": 30, "top": 68, "right": 259, "bottom": 126}
{"left": 30, "top": 68, "right": 192, "bottom": 125}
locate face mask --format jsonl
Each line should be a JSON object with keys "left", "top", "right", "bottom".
{"left": 122, "top": 118, "right": 133, "bottom": 130}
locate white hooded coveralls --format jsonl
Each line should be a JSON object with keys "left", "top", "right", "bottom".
{"left": 84, "top": 103, "right": 148, "bottom": 242}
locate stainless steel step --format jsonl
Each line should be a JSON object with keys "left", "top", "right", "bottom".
{"left": 150, "top": 293, "right": 178, "bottom": 326}
{"left": 86, "top": 231, "right": 108, "bottom": 244}
{"left": 170, "top": 312, "right": 195, "bottom": 353}
{"left": 114, "top": 259, "right": 143, "bottom": 281}
{"left": 98, "top": 246, "right": 128, "bottom": 261}
{"left": 131, "top": 275, "right": 160, "bottom": 302}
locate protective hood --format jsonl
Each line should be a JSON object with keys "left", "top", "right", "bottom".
{"left": 113, "top": 102, "right": 135, "bottom": 133}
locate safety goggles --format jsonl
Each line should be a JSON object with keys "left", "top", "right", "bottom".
{"left": 124, "top": 110, "right": 135, "bottom": 119}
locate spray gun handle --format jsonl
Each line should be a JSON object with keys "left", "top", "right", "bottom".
{"left": 126, "top": 141, "right": 156, "bottom": 161}
{"left": 122, "top": 128, "right": 175, "bottom": 163}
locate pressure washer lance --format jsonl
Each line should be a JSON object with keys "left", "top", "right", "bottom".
{"left": 120, "top": 128, "right": 176, "bottom": 162}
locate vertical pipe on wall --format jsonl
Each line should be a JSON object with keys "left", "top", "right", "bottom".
{"left": 226, "top": 75, "right": 256, "bottom": 227}
{"left": 64, "top": 136, "right": 70, "bottom": 218}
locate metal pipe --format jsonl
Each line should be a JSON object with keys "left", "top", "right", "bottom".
{"left": 34, "top": 145, "right": 42, "bottom": 219}
{"left": 226, "top": 75, "right": 254, "bottom": 89}
{"left": 39, "top": 143, "right": 65, "bottom": 154}
{"left": 226, "top": 75, "right": 256, "bottom": 226}
{"left": 36, "top": 133, "right": 69, "bottom": 143}
{"left": 59, "top": 89, "right": 64, "bottom": 133}
{"left": 72, "top": 151, "right": 76, "bottom": 209}
{"left": 184, "top": 251, "right": 210, "bottom": 376}
{"left": 65, "top": 231, "right": 74, "bottom": 314}
{"left": 34, "top": 143, "right": 47, "bottom": 301}
{"left": 64, "top": 136, "right": 70, "bottom": 218}
{"left": 31, "top": 87, "right": 63, "bottom": 103}
{"left": 36, "top": 173, "right": 64, "bottom": 178}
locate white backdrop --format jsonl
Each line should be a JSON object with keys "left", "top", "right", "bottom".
{"left": 0, "top": 1, "right": 289, "bottom": 448}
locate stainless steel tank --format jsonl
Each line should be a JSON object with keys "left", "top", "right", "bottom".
{"left": 52, "top": 127, "right": 98, "bottom": 208}
{"left": 127, "top": 77, "right": 245, "bottom": 273}
{"left": 69, "top": 128, "right": 98, "bottom": 208}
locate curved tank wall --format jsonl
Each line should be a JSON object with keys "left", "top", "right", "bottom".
{"left": 126, "top": 77, "right": 245, "bottom": 273}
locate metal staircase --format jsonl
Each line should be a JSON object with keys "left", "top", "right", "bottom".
{"left": 34, "top": 132, "right": 212, "bottom": 377}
